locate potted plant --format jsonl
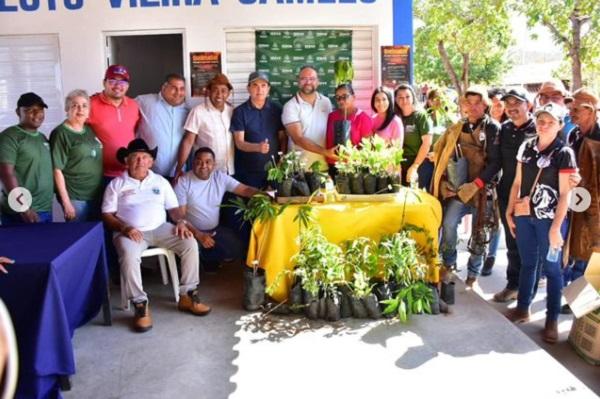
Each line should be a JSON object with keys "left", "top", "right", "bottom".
{"left": 242, "top": 260, "right": 266, "bottom": 311}
{"left": 343, "top": 237, "right": 381, "bottom": 319}
{"left": 266, "top": 153, "right": 293, "bottom": 197}
{"left": 334, "top": 144, "right": 353, "bottom": 194}
{"left": 378, "top": 231, "right": 434, "bottom": 322}
{"left": 305, "top": 160, "right": 327, "bottom": 194}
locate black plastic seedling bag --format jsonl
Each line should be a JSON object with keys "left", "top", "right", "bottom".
{"left": 333, "top": 119, "right": 351, "bottom": 146}
{"left": 363, "top": 173, "right": 377, "bottom": 194}
{"left": 243, "top": 267, "right": 265, "bottom": 311}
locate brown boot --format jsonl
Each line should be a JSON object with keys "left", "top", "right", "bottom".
{"left": 465, "top": 276, "right": 477, "bottom": 289}
{"left": 505, "top": 307, "right": 530, "bottom": 323}
{"left": 493, "top": 288, "right": 518, "bottom": 303}
{"left": 178, "top": 289, "right": 211, "bottom": 316}
{"left": 133, "top": 301, "right": 152, "bottom": 333}
{"left": 542, "top": 319, "right": 559, "bottom": 344}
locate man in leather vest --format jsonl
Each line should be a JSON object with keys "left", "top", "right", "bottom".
{"left": 432, "top": 86, "right": 501, "bottom": 289}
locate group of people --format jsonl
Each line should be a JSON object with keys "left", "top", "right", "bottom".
{"left": 431, "top": 81, "right": 600, "bottom": 344}
{"left": 1, "top": 62, "right": 599, "bottom": 341}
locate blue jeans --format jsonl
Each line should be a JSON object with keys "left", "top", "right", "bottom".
{"left": 1, "top": 211, "right": 52, "bottom": 225}
{"left": 563, "top": 259, "right": 588, "bottom": 286}
{"left": 199, "top": 226, "right": 245, "bottom": 266}
{"left": 515, "top": 216, "right": 566, "bottom": 321}
{"left": 440, "top": 198, "right": 483, "bottom": 278}
{"left": 65, "top": 199, "right": 101, "bottom": 222}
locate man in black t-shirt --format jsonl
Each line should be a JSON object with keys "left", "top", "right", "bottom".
{"left": 492, "top": 88, "right": 537, "bottom": 302}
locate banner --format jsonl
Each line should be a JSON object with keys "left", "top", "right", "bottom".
{"left": 255, "top": 30, "right": 352, "bottom": 105}
{"left": 190, "top": 52, "right": 222, "bottom": 97}
{"left": 381, "top": 45, "right": 410, "bottom": 89}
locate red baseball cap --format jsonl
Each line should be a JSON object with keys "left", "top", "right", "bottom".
{"left": 104, "top": 64, "right": 130, "bottom": 82}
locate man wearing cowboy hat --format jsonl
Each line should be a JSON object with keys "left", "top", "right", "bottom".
{"left": 175, "top": 73, "right": 235, "bottom": 182}
{"left": 102, "top": 138, "right": 210, "bottom": 333}
{"left": 136, "top": 73, "right": 191, "bottom": 179}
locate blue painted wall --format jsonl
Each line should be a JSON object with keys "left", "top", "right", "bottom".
{"left": 393, "top": 0, "right": 414, "bottom": 83}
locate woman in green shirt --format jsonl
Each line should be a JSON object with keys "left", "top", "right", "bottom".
{"left": 394, "top": 84, "right": 434, "bottom": 190}
{"left": 50, "top": 90, "right": 103, "bottom": 221}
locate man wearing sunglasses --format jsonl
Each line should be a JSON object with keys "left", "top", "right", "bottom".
{"left": 88, "top": 64, "right": 141, "bottom": 186}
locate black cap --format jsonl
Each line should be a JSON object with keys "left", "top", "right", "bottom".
{"left": 116, "top": 138, "right": 158, "bottom": 164}
{"left": 501, "top": 88, "right": 529, "bottom": 103}
{"left": 17, "top": 92, "right": 48, "bottom": 109}
{"left": 248, "top": 71, "right": 270, "bottom": 85}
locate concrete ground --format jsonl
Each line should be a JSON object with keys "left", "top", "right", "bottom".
{"left": 63, "top": 248, "right": 600, "bottom": 399}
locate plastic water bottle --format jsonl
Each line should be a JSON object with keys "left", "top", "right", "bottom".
{"left": 546, "top": 246, "right": 560, "bottom": 262}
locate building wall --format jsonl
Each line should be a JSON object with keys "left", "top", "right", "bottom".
{"left": 0, "top": 1, "right": 400, "bottom": 96}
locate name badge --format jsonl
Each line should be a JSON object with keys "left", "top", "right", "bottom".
{"left": 405, "top": 125, "right": 415, "bottom": 134}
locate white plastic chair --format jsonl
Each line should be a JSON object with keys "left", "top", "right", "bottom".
{"left": 121, "top": 247, "right": 180, "bottom": 310}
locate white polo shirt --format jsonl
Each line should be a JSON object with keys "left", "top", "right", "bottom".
{"left": 282, "top": 92, "right": 332, "bottom": 169}
{"left": 102, "top": 170, "right": 179, "bottom": 232}
{"left": 184, "top": 100, "right": 234, "bottom": 175}
{"left": 174, "top": 170, "right": 239, "bottom": 231}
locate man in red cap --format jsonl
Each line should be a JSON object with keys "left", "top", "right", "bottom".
{"left": 88, "top": 64, "right": 141, "bottom": 186}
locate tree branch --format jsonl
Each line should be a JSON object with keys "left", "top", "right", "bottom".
{"left": 437, "top": 40, "right": 462, "bottom": 96}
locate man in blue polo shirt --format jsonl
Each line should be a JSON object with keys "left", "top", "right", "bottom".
{"left": 230, "top": 71, "right": 286, "bottom": 189}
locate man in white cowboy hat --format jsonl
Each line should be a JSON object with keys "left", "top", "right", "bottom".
{"left": 102, "top": 138, "right": 210, "bottom": 333}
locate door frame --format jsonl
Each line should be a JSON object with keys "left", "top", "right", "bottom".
{"left": 102, "top": 29, "right": 187, "bottom": 93}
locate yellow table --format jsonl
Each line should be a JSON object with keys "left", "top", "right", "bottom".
{"left": 246, "top": 188, "right": 442, "bottom": 302}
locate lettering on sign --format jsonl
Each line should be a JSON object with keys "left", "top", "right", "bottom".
{"left": 0, "top": 0, "right": 376, "bottom": 12}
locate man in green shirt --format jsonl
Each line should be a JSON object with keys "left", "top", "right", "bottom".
{"left": 0, "top": 92, "right": 53, "bottom": 225}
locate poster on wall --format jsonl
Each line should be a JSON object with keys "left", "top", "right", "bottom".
{"left": 381, "top": 45, "right": 411, "bottom": 89}
{"left": 255, "top": 30, "right": 352, "bottom": 105}
{"left": 190, "top": 52, "right": 222, "bottom": 97}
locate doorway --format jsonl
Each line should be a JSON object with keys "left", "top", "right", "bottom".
{"left": 106, "top": 33, "right": 184, "bottom": 97}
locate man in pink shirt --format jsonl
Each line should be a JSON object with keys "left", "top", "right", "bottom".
{"left": 88, "top": 65, "right": 140, "bottom": 183}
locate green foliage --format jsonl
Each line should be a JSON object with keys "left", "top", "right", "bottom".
{"left": 334, "top": 60, "right": 354, "bottom": 86}
{"left": 224, "top": 194, "right": 287, "bottom": 224}
{"left": 414, "top": 0, "right": 513, "bottom": 92}
{"left": 335, "top": 136, "right": 404, "bottom": 176}
{"left": 291, "top": 225, "right": 346, "bottom": 296}
{"left": 342, "top": 237, "right": 379, "bottom": 298}
{"left": 515, "top": 0, "right": 600, "bottom": 89}
{"left": 381, "top": 282, "right": 433, "bottom": 323}
{"left": 265, "top": 151, "right": 305, "bottom": 184}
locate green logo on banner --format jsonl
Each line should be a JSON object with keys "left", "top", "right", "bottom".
{"left": 256, "top": 29, "right": 352, "bottom": 105}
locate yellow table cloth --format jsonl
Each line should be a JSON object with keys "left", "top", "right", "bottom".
{"left": 246, "top": 188, "right": 442, "bottom": 302}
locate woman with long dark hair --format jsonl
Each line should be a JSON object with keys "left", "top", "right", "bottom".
{"left": 371, "top": 87, "right": 403, "bottom": 147}
{"left": 394, "top": 84, "right": 433, "bottom": 188}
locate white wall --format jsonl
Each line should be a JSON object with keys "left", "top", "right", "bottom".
{"left": 0, "top": 2, "right": 394, "bottom": 96}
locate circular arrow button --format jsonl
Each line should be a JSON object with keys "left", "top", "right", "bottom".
{"left": 7, "top": 187, "right": 33, "bottom": 213}
{"left": 569, "top": 187, "right": 591, "bottom": 212}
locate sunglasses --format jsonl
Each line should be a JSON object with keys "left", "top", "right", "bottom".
{"left": 335, "top": 94, "right": 351, "bottom": 101}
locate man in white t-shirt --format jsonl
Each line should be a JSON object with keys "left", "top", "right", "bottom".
{"left": 281, "top": 65, "right": 337, "bottom": 169}
{"left": 175, "top": 74, "right": 235, "bottom": 182}
{"left": 102, "top": 139, "right": 210, "bottom": 333}
{"left": 174, "top": 147, "right": 258, "bottom": 272}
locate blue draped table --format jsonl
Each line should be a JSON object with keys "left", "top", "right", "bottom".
{"left": 0, "top": 222, "right": 109, "bottom": 399}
